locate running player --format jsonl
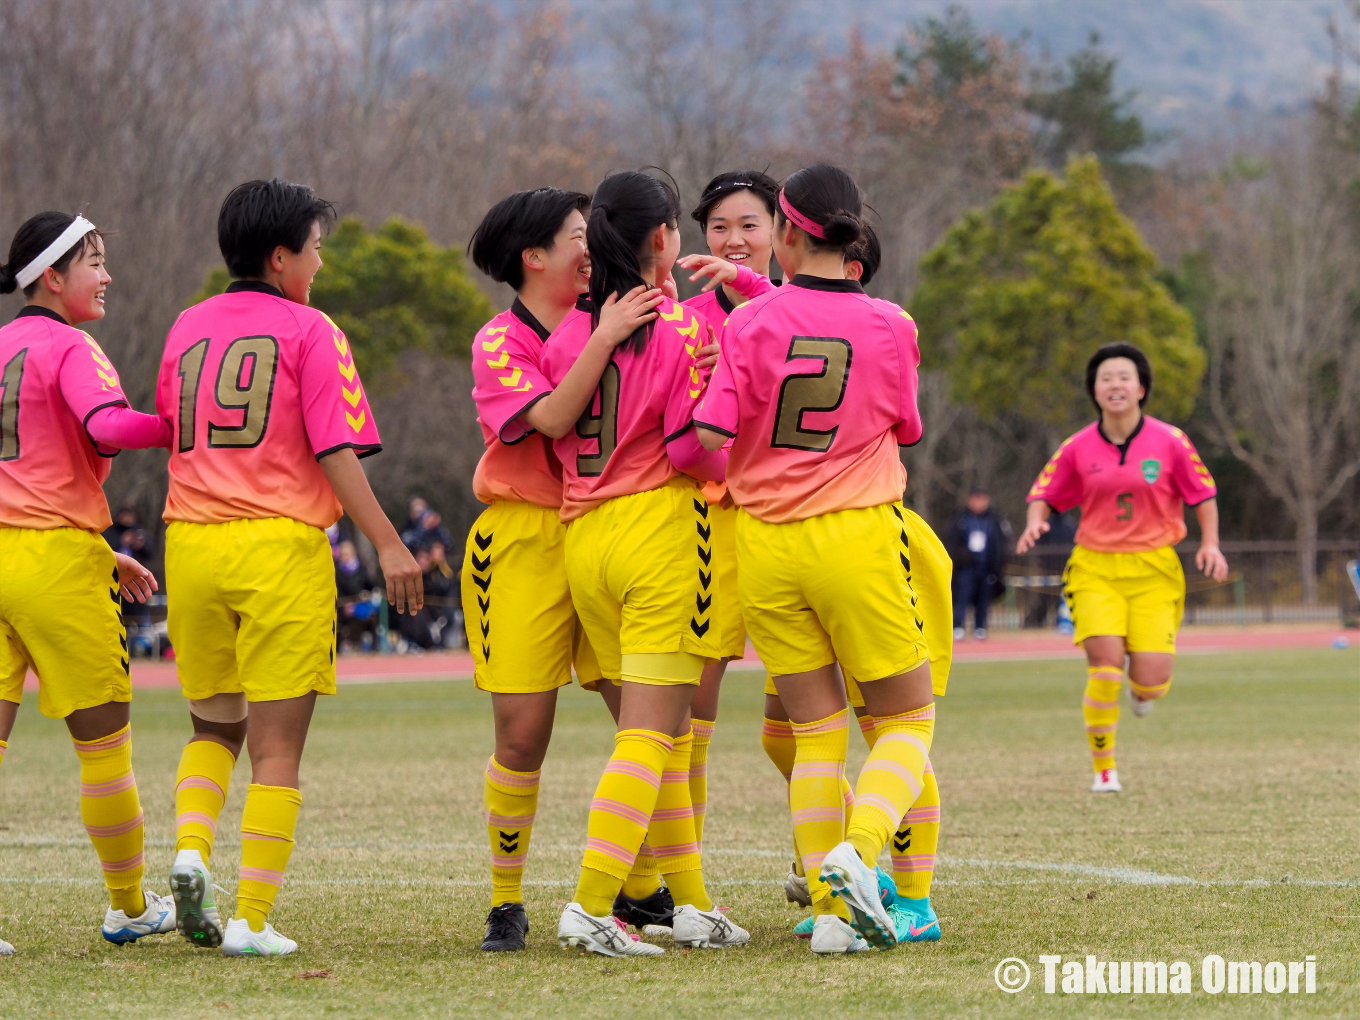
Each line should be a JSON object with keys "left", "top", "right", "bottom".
{"left": 157, "top": 179, "right": 422, "bottom": 957}
{"left": 0, "top": 212, "right": 177, "bottom": 948}
{"left": 1018, "top": 343, "right": 1225, "bottom": 793}
{"left": 463, "top": 187, "right": 664, "bottom": 952}
{"left": 695, "top": 164, "right": 943, "bottom": 954}
{"left": 546, "top": 170, "right": 748, "bottom": 956}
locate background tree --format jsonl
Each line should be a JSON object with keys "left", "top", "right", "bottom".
{"left": 1027, "top": 31, "right": 1146, "bottom": 170}
{"left": 912, "top": 156, "right": 1202, "bottom": 440}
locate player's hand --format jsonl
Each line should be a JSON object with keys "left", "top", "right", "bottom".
{"left": 594, "top": 286, "right": 663, "bottom": 347}
{"left": 659, "top": 271, "right": 680, "bottom": 301}
{"left": 678, "top": 253, "right": 738, "bottom": 293}
{"left": 695, "top": 324, "right": 720, "bottom": 372}
{"left": 1196, "top": 544, "right": 1229, "bottom": 582}
{"left": 719, "top": 489, "right": 735, "bottom": 510}
{"left": 379, "top": 542, "right": 424, "bottom": 615}
{"left": 1015, "top": 520, "right": 1049, "bottom": 555}
{"left": 114, "top": 553, "right": 158, "bottom": 603}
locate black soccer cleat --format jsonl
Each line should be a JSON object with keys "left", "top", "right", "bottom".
{"left": 480, "top": 902, "right": 529, "bottom": 951}
{"left": 611, "top": 886, "right": 675, "bottom": 930}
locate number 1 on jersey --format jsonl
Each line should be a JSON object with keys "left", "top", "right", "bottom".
{"left": 176, "top": 335, "right": 279, "bottom": 452}
{"left": 0, "top": 349, "right": 28, "bottom": 462}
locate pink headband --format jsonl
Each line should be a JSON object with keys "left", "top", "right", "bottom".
{"left": 778, "top": 189, "right": 825, "bottom": 239}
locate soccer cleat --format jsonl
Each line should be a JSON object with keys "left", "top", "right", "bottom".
{"left": 101, "top": 890, "right": 176, "bottom": 945}
{"left": 784, "top": 863, "right": 811, "bottom": 907}
{"left": 612, "top": 885, "right": 675, "bottom": 929}
{"left": 1130, "top": 688, "right": 1155, "bottom": 717}
{"left": 820, "top": 842, "right": 897, "bottom": 949}
{"left": 1091, "top": 768, "right": 1122, "bottom": 793}
{"left": 221, "top": 917, "right": 298, "bottom": 957}
{"left": 793, "top": 914, "right": 815, "bottom": 938}
{"left": 875, "top": 866, "right": 897, "bottom": 908}
{"left": 671, "top": 904, "right": 749, "bottom": 948}
{"left": 480, "top": 902, "right": 528, "bottom": 952}
{"left": 0, "top": 936, "right": 13, "bottom": 955}
{"left": 170, "top": 848, "right": 224, "bottom": 948}
{"left": 888, "top": 896, "right": 941, "bottom": 942}
{"left": 557, "top": 903, "right": 663, "bottom": 957}
{"left": 809, "top": 914, "right": 870, "bottom": 955}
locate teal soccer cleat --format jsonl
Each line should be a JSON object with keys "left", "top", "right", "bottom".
{"left": 888, "top": 896, "right": 941, "bottom": 942}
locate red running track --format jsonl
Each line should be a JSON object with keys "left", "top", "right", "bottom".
{"left": 21, "top": 623, "right": 1349, "bottom": 691}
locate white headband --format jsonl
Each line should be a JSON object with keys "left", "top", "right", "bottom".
{"left": 15, "top": 216, "right": 97, "bottom": 289}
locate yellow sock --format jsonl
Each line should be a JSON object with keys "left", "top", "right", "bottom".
{"left": 1084, "top": 667, "right": 1122, "bottom": 773}
{"left": 174, "top": 739, "right": 236, "bottom": 860}
{"left": 650, "top": 729, "right": 711, "bottom": 911}
{"left": 689, "top": 718, "right": 714, "bottom": 849}
{"left": 1129, "top": 674, "right": 1172, "bottom": 702}
{"left": 73, "top": 725, "right": 145, "bottom": 916}
{"left": 575, "top": 728, "right": 673, "bottom": 916}
{"left": 790, "top": 709, "right": 849, "bottom": 917}
{"left": 893, "top": 757, "right": 941, "bottom": 899}
{"left": 761, "top": 716, "right": 805, "bottom": 875}
{"left": 0, "top": 737, "right": 7, "bottom": 769}
{"left": 620, "top": 842, "right": 662, "bottom": 900}
{"left": 847, "top": 704, "right": 934, "bottom": 864}
{"left": 237, "top": 784, "right": 301, "bottom": 932}
{"left": 856, "top": 711, "right": 877, "bottom": 748}
{"left": 484, "top": 756, "right": 540, "bottom": 907}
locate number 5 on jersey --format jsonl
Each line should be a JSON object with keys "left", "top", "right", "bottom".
{"left": 177, "top": 336, "right": 279, "bottom": 451}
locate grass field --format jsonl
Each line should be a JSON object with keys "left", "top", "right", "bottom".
{"left": 0, "top": 647, "right": 1356, "bottom": 1019}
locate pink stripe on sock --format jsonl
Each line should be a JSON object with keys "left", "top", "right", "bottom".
{"left": 902, "top": 806, "right": 941, "bottom": 823}
{"left": 802, "top": 851, "right": 828, "bottom": 869}
{"left": 485, "top": 811, "right": 535, "bottom": 828}
{"left": 486, "top": 757, "right": 541, "bottom": 788}
{"left": 591, "top": 797, "right": 650, "bottom": 826}
{"left": 857, "top": 792, "right": 903, "bottom": 818}
{"left": 689, "top": 762, "right": 708, "bottom": 779}
{"left": 585, "top": 837, "right": 639, "bottom": 867}
{"left": 649, "top": 806, "right": 694, "bottom": 822}
{"left": 85, "top": 811, "right": 144, "bottom": 839}
{"left": 491, "top": 854, "right": 527, "bottom": 869}
{"left": 791, "top": 762, "right": 842, "bottom": 779}
{"left": 603, "top": 760, "right": 662, "bottom": 788}
{"left": 652, "top": 841, "right": 699, "bottom": 858}
{"left": 762, "top": 720, "right": 793, "bottom": 737}
{"left": 175, "top": 811, "right": 218, "bottom": 834}
{"left": 239, "top": 866, "right": 284, "bottom": 887}
{"left": 880, "top": 704, "right": 934, "bottom": 723}
{"left": 81, "top": 774, "right": 136, "bottom": 798}
{"left": 1083, "top": 696, "right": 1119, "bottom": 710}
{"left": 241, "top": 831, "right": 290, "bottom": 842}
{"left": 792, "top": 806, "right": 844, "bottom": 825}
{"left": 792, "top": 713, "right": 848, "bottom": 736}
{"left": 661, "top": 769, "right": 689, "bottom": 783}
{"left": 176, "top": 775, "right": 225, "bottom": 799}
{"left": 1085, "top": 724, "right": 1116, "bottom": 735}
{"left": 876, "top": 731, "right": 930, "bottom": 757}
{"left": 74, "top": 729, "right": 131, "bottom": 753}
{"left": 691, "top": 720, "right": 715, "bottom": 740}
{"left": 101, "top": 852, "right": 144, "bottom": 874}
{"left": 893, "top": 855, "right": 936, "bottom": 872}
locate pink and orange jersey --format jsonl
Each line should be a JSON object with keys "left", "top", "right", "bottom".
{"left": 682, "top": 266, "right": 776, "bottom": 332}
{"left": 542, "top": 296, "right": 712, "bottom": 521}
{"left": 1027, "top": 416, "right": 1217, "bottom": 553}
{"left": 0, "top": 308, "right": 134, "bottom": 531}
{"left": 469, "top": 301, "right": 564, "bottom": 508}
{"left": 157, "top": 281, "right": 381, "bottom": 529}
{"left": 693, "top": 276, "right": 922, "bottom": 523}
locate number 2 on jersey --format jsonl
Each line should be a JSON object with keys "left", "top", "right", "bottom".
{"left": 0, "top": 349, "right": 27, "bottom": 462}
{"left": 177, "top": 336, "right": 279, "bottom": 451}
{"left": 576, "top": 362, "right": 621, "bottom": 477}
{"left": 772, "top": 336, "right": 852, "bottom": 452}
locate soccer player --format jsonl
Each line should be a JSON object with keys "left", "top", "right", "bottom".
{"left": 0, "top": 212, "right": 177, "bottom": 948}
{"left": 463, "top": 187, "right": 665, "bottom": 951}
{"left": 546, "top": 170, "right": 748, "bottom": 956}
{"left": 157, "top": 179, "right": 422, "bottom": 957}
{"left": 695, "top": 164, "right": 943, "bottom": 954}
{"left": 1018, "top": 343, "right": 1226, "bottom": 793}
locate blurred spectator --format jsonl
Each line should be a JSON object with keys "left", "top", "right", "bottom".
{"left": 399, "top": 496, "right": 430, "bottom": 548}
{"left": 947, "top": 488, "right": 1008, "bottom": 641}
{"left": 395, "top": 544, "right": 461, "bottom": 650}
{"left": 402, "top": 506, "right": 452, "bottom": 553}
{"left": 103, "top": 505, "right": 141, "bottom": 551}
{"left": 335, "top": 540, "right": 379, "bottom": 652}
{"left": 325, "top": 521, "right": 345, "bottom": 557}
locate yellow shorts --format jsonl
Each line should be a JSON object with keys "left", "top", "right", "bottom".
{"left": 564, "top": 478, "right": 720, "bottom": 682}
{"left": 0, "top": 527, "right": 129, "bottom": 719}
{"left": 462, "top": 501, "right": 602, "bottom": 694}
{"left": 1063, "top": 545, "right": 1185, "bottom": 654}
{"left": 166, "top": 517, "right": 337, "bottom": 703}
{"left": 737, "top": 502, "right": 928, "bottom": 684}
{"left": 710, "top": 503, "right": 747, "bottom": 659}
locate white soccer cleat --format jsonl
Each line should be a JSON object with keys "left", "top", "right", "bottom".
{"left": 0, "top": 936, "right": 13, "bottom": 955}
{"left": 671, "top": 904, "right": 749, "bottom": 948}
{"left": 170, "top": 848, "right": 224, "bottom": 948}
{"left": 558, "top": 903, "right": 664, "bottom": 957}
{"left": 820, "top": 842, "right": 897, "bottom": 949}
{"left": 809, "top": 914, "right": 870, "bottom": 955}
{"left": 1091, "top": 768, "right": 1122, "bottom": 793}
{"left": 101, "top": 890, "right": 176, "bottom": 944}
{"left": 784, "top": 864, "right": 811, "bottom": 907}
{"left": 221, "top": 917, "right": 298, "bottom": 957}
{"left": 1130, "top": 688, "right": 1155, "bottom": 717}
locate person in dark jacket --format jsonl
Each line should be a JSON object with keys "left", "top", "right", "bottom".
{"left": 948, "top": 488, "right": 1008, "bottom": 640}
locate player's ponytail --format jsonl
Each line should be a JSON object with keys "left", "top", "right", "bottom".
{"left": 1, "top": 211, "right": 102, "bottom": 297}
{"left": 777, "top": 164, "right": 864, "bottom": 252}
{"left": 587, "top": 169, "right": 681, "bottom": 353}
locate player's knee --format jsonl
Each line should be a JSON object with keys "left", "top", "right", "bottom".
{"left": 1129, "top": 674, "right": 1172, "bottom": 701}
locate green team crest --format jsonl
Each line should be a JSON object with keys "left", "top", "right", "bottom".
{"left": 1140, "top": 458, "right": 1162, "bottom": 484}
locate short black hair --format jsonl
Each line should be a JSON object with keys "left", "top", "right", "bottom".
{"left": 468, "top": 188, "right": 591, "bottom": 291}
{"left": 217, "top": 179, "right": 336, "bottom": 279}
{"left": 691, "top": 170, "right": 779, "bottom": 228}
{"left": 845, "top": 221, "right": 881, "bottom": 286}
{"left": 1086, "top": 342, "right": 1152, "bottom": 410}
{"left": 0, "top": 211, "right": 103, "bottom": 297}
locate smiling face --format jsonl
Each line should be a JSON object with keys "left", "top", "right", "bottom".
{"left": 704, "top": 190, "right": 774, "bottom": 278}
{"left": 1093, "top": 356, "right": 1145, "bottom": 417}
{"left": 528, "top": 208, "right": 589, "bottom": 300}
{"left": 273, "top": 219, "right": 323, "bottom": 305}
{"left": 38, "top": 234, "right": 110, "bottom": 325}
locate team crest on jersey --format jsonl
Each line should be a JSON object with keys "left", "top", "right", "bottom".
{"left": 1140, "top": 458, "right": 1161, "bottom": 484}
